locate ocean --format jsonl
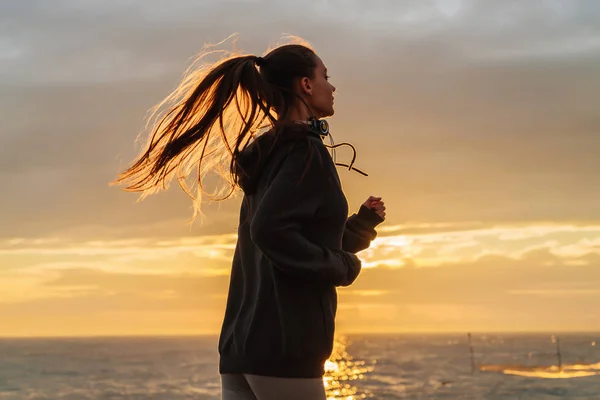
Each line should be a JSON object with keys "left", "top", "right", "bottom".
{"left": 1, "top": 333, "right": 599, "bottom": 399}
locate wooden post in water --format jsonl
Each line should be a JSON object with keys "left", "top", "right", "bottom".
{"left": 468, "top": 332, "right": 476, "bottom": 374}
{"left": 555, "top": 335, "right": 563, "bottom": 372}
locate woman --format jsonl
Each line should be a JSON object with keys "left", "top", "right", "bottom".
{"left": 115, "top": 40, "right": 386, "bottom": 399}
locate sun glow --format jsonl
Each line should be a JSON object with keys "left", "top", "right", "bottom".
{"left": 323, "top": 336, "right": 374, "bottom": 399}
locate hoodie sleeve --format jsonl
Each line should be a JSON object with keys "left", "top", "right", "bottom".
{"left": 342, "top": 205, "right": 385, "bottom": 253}
{"left": 249, "top": 139, "right": 361, "bottom": 287}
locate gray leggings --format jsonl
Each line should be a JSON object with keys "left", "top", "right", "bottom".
{"left": 221, "top": 374, "right": 327, "bottom": 400}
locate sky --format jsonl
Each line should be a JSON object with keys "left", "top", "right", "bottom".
{"left": 1, "top": 0, "right": 600, "bottom": 337}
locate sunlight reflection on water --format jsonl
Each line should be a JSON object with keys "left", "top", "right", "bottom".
{"left": 481, "top": 362, "right": 600, "bottom": 379}
{"left": 323, "top": 336, "right": 375, "bottom": 399}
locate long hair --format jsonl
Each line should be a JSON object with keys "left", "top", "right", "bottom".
{"left": 113, "top": 36, "right": 318, "bottom": 220}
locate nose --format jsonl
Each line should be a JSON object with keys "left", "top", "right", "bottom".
{"left": 331, "top": 84, "right": 336, "bottom": 93}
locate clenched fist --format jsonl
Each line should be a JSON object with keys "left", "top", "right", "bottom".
{"left": 362, "top": 196, "right": 386, "bottom": 220}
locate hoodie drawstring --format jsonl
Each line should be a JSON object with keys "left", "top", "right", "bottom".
{"left": 323, "top": 133, "right": 368, "bottom": 177}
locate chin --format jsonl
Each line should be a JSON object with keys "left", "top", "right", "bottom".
{"left": 320, "top": 108, "right": 335, "bottom": 118}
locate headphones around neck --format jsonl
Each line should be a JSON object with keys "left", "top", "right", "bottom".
{"left": 308, "top": 117, "right": 329, "bottom": 137}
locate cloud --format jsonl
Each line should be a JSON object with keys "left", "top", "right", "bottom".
{"left": 3, "top": 245, "right": 600, "bottom": 335}
{"left": 507, "top": 289, "right": 600, "bottom": 297}
{"left": 336, "top": 248, "right": 600, "bottom": 332}
{"left": 0, "top": 266, "right": 231, "bottom": 336}
{"left": 1, "top": 0, "right": 600, "bottom": 242}
{"left": 0, "top": 233, "right": 237, "bottom": 257}
{"left": 3, "top": 1, "right": 599, "bottom": 84}
{"left": 42, "top": 268, "right": 228, "bottom": 300}
{"left": 363, "top": 222, "right": 600, "bottom": 267}
{"left": 3, "top": 222, "right": 600, "bottom": 334}
{"left": 3, "top": 222, "right": 600, "bottom": 284}
{"left": 0, "top": 233, "right": 238, "bottom": 309}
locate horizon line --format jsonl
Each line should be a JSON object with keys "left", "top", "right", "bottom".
{"left": 2, "top": 329, "right": 600, "bottom": 340}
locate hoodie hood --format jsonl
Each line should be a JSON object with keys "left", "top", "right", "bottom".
{"left": 235, "top": 132, "right": 277, "bottom": 195}
{"left": 235, "top": 125, "right": 324, "bottom": 195}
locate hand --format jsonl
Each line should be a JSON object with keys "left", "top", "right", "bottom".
{"left": 362, "top": 196, "right": 386, "bottom": 220}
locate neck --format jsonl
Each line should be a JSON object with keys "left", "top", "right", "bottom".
{"left": 284, "top": 102, "right": 316, "bottom": 124}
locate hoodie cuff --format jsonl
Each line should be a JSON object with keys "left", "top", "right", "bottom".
{"left": 356, "top": 204, "right": 385, "bottom": 228}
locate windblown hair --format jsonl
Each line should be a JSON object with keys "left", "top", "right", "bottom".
{"left": 113, "top": 36, "right": 318, "bottom": 219}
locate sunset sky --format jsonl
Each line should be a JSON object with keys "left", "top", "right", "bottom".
{"left": 2, "top": 0, "right": 600, "bottom": 337}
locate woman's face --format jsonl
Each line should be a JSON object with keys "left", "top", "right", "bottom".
{"left": 301, "top": 55, "right": 336, "bottom": 118}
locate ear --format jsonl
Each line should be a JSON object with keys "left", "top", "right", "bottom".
{"left": 299, "top": 77, "right": 312, "bottom": 96}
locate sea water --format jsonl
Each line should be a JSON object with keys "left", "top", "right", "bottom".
{"left": 1, "top": 333, "right": 599, "bottom": 399}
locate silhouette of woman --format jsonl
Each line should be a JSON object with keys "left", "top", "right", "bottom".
{"left": 115, "top": 38, "right": 386, "bottom": 400}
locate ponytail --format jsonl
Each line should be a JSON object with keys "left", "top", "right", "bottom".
{"left": 113, "top": 39, "right": 318, "bottom": 220}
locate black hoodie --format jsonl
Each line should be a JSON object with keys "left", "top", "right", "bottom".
{"left": 218, "top": 126, "right": 384, "bottom": 378}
